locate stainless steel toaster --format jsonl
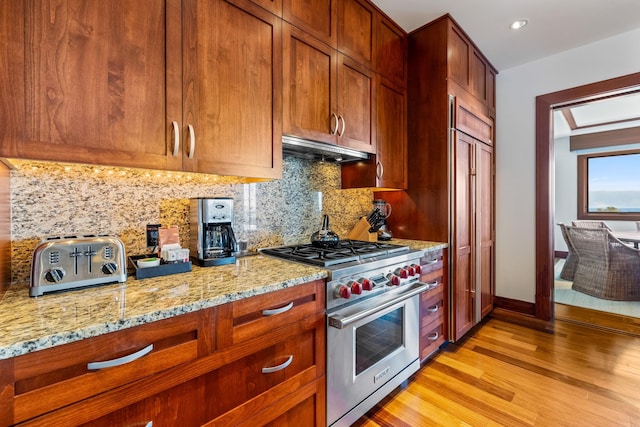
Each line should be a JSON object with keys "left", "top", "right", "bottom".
{"left": 30, "top": 235, "right": 127, "bottom": 296}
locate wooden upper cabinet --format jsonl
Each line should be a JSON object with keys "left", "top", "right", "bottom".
{"left": 0, "top": 0, "right": 181, "bottom": 171}
{"left": 337, "top": 0, "right": 375, "bottom": 68}
{"left": 282, "top": 24, "right": 337, "bottom": 144}
{"left": 283, "top": 24, "right": 374, "bottom": 152}
{"left": 283, "top": 0, "right": 337, "bottom": 46}
{"left": 182, "top": 0, "right": 282, "bottom": 178}
{"left": 443, "top": 16, "right": 496, "bottom": 114}
{"left": 341, "top": 75, "right": 405, "bottom": 189}
{"left": 0, "top": 0, "right": 282, "bottom": 179}
{"left": 375, "top": 77, "right": 406, "bottom": 189}
{"left": 375, "top": 15, "right": 407, "bottom": 87}
{"left": 447, "top": 23, "right": 471, "bottom": 90}
{"left": 337, "top": 54, "right": 375, "bottom": 152}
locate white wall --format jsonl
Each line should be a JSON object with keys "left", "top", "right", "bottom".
{"left": 495, "top": 27, "right": 640, "bottom": 303}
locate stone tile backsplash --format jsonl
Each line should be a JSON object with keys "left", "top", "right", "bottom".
{"left": 9, "top": 156, "right": 374, "bottom": 284}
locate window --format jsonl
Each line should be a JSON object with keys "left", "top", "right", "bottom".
{"left": 577, "top": 149, "right": 640, "bottom": 220}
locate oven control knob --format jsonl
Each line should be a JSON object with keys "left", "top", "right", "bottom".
{"left": 102, "top": 262, "right": 119, "bottom": 275}
{"left": 411, "top": 264, "right": 422, "bottom": 275}
{"left": 334, "top": 284, "right": 351, "bottom": 299}
{"left": 387, "top": 274, "right": 401, "bottom": 286}
{"left": 394, "top": 268, "right": 408, "bottom": 279}
{"left": 360, "top": 278, "right": 373, "bottom": 291}
{"left": 349, "top": 281, "right": 363, "bottom": 295}
{"left": 44, "top": 267, "right": 66, "bottom": 283}
{"left": 405, "top": 265, "right": 416, "bottom": 276}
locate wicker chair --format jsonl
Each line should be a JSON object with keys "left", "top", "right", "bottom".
{"left": 562, "top": 224, "right": 640, "bottom": 300}
{"left": 558, "top": 223, "right": 577, "bottom": 280}
{"left": 571, "top": 220, "right": 612, "bottom": 231}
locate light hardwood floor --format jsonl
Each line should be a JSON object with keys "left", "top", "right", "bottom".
{"left": 354, "top": 309, "right": 640, "bottom": 426}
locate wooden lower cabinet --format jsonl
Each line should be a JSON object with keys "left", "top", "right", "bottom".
{"left": 418, "top": 249, "right": 447, "bottom": 361}
{"left": 80, "top": 327, "right": 325, "bottom": 427}
{"left": 4, "top": 280, "right": 326, "bottom": 427}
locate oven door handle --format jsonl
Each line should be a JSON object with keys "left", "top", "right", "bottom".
{"left": 328, "top": 282, "right": 431, "bottom": 329}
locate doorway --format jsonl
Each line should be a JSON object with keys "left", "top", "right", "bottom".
{"left": 536, "top": 72, "right": 640, "bottom": 323}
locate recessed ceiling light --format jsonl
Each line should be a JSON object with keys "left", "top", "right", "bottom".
{"left": 510, "top": 20, "right": 528, "bottom": 30}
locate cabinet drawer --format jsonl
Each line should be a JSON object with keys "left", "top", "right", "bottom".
{"left": 420, "top": 249, "right": 444, "bottom": 274}
{"left": 420, "top": 322, "right": 445, "bottom": 361}
{"left": 217, "top": 280, "right": 325, "bottom": 348}
{"left": 206, "top": 324, "right": 323, "bottom": 426}
{"left": 420, "top": 291, "right": 445, "bottom": 330}
{"left": 10, "top": 309, "right": 214, "bottom": 425}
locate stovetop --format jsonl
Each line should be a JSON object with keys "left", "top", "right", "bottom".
{"left": 260, "top": 239, "right": 410, "bottom": 267}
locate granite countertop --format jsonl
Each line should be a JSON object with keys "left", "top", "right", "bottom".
{"left": 0, "top": 255, "right": 326, "bottom": 360}
{"left": 0, "top": 239, "right": 446, "bottom": 361}
{"left": 390, "top": 238, "right": 447, "bottom": 253}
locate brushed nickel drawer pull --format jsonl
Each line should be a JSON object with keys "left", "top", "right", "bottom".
{"left": 187, "top": 124, "right": 195, "bottom": 159}
{"left": 262, "top": 355, "right": 293, "bottom": 374}
{"left": 338, "top": 115, "right": 345, "bottom": 137}
{"left": 87, "top": 344, "right": 153, "bottom": 370}
{"left": 376, "top": 161, "right": 384, "bottom": 179}
{"left": 262, "top": 301, "right": 294, "bottom": 316}
{"left": 427, "top": 332, "right": 439, "bottom": 341}
{"left": 171, "top": 121, "right": 180, "bottom": 157}
{"left": 425, "top": 258, "right": 438, "bottom": 265}
{"left": 145, "top": 422, "right": 153, "bottom": 427}
{"left": 427, "top": 304, "right": 439, "bottom": 313}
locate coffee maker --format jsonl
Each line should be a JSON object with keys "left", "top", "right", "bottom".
{"left": 372, "top": 199, "right": 393, "bottom": 241}
{"left": 190, "top": 198, "right": 238, "bottom": 266}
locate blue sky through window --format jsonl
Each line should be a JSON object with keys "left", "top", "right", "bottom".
{"left": 588, "top": 152, "right": 640, "bottom": 212}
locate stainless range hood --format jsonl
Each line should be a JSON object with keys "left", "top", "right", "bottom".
{"left": 282, "top": 135, "right": 370, "bottom": 163}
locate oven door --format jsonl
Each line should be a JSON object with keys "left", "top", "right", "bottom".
{"left": 326, "top": 283, "right": 428, "bottom": 426}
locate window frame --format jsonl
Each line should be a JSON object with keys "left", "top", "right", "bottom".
{"left": 577, "top": 148, "right": 640, "bottom": 221}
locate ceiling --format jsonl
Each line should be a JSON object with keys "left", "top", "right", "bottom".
{"left": 371, "top": 0, "right": 640, "bottom": 72}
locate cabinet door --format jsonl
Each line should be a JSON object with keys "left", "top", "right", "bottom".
{"left": 375, "top": 77, "right": 406, "bottom": 188}
{"left": 337, "top": 0, "right": 374, "bottom": 67}
{"left": 0, "top": 0, "right": 181, "bottom": 171}
{"left": 375, "top": 15, "right": 407, "bottom": 87}
{"left": 183, "top": 0, "right": 282, "bottom": 179}
{"left": 447, "top": 23, "right": 470, "bottom": 90}
{"left": 470, "top": 49, "right": 487, "bottom": 105}
{"left": 477, "top": 142, "right": 494, "bottom": 319}
{"left": 283, "top": 0, "right": 336, "bottom": 46}
{"left": 452, "top": 130, "right": 475, "bottom": 340}
{"left": 337, "top": 54, "right": 375, "bottom": 153}
{"left": 283, "top": 24, "right": 338, "bottom": 145}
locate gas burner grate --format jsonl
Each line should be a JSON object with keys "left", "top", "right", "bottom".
{"left": 260, "top": 239, "right": 409, "bottom": 267}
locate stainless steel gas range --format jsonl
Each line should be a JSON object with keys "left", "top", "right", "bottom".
{"left": 261, "top": 240, "right": 435, "bottom": 427}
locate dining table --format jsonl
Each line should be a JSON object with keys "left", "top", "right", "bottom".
{"left": 613, "top": 231, "right": 640, "bottom": 249}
